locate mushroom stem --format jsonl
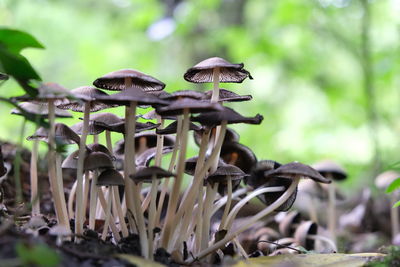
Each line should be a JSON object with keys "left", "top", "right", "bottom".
{"left": 82, "top": 170, "right": 90, "bottom": 220}
{"left": 75, "top": 101, "right": 90, "bottom": 236}
{"left": 88, "top": 170, "right": 98, "bottom": 230}
{"left": 47, "top": 100, "right": 69, "bottom": 227}
{"left": 55, "top": 154, "right": 69, "bottom": 224}
{"left": 390, "top": 192, "right": 400, "bottom": 241}
{"left": 93, "top": 134, "right": 99, "bottom": 144}
{"left": 105, "top": 130, "right": 113, "bottom": 153}
{"left": 327, "top": 176, "right": 336, "bottom": 244}
{"left": 68, "top": 180, "right": 77, "bottom": 219}
{"left": 101, "top": 187, "right": 113, "bottom": 241}
{"left": 211, "top": 67, "right": 220, "bottom": 103}
{"left": 200, "top": 183, "right": 218, "bottom": 251}
{"left": 113, "top": 186, "right": 129, "bottom": 237}
{"left": 97, "top": 187, "right": 121, "bottom": 241}
{"left": 161, "top": 108, "right": 190, "bottom": 248}
{"left": 194, "top": 185, "right": 204, "bottom": 253}
{"left": 148, "top": 174, "right": 158, "bottom": 259}
{"left": 233, "top": 237, "right": 248, "bottom": 259}
{"left": 307, "top": 234, "right": 337, "bottom": 252}
{"left": 218, "top": 176, "right": 232, "bottom": 231}
{"left": 306, "top": 195, "right": 318, "bottom": 223}
{"left": 30, "top": 139, "right": 40, "bottom": 216}
{"left": 189, "top": 177, "right": 300, "bottom": 263}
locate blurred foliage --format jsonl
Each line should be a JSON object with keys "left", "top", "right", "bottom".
{"left": 0, "top": 0, "right": 399, "bottom": 192}
{"left": 16, "top": 242, "right": 60, "bottom": 267}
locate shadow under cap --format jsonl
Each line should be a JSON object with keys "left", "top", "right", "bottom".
{"left": 97, "top": 169, "right": 125, "bottom": 186}
{"left": 160, "top": 90, "right": 205, "bottom": 101}
{"left": 184, "top": 57, "right": 253, "bottom": 83}
{"left": 93, "top": 69, "right": 166, "bottom": 91}
{"left": 269, "top": 162, "right": 332, "bottom": 184}
{"left": 278, "top": 210, "right": 302, "bottom": 237}
{"left": 84, "top": 151, "right": 114, "bottom": 171}
{"left": 156, "top": 120, "right": 202, "bottom": 135}
{"left": 220, "top": 142, "right": 258, "bottom": 174}
{"left": 246, "top": 159, "right": 282, "bottom": 188}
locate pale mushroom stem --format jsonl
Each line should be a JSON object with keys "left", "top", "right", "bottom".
{"left": 307, "top": 234, "right": 337, "bottom": 252}
{"left": 161, "top": 108, "right": 190, "bottom": 248}
{"left": 233, "top": 237, "right": 249, "bottom": 259}
{"left": 82, "top": 170, "right": 90, "bottom": 221}
{"left": 211, "top": 67, "right": 220, "bottom": 103}
{"left": 390, "top": 192, "right": 400, "bottom": 241}
{"left": 218, "top": 176, "right": 232, "bottom": 231}
{"left": 30, "top": 139, "right": 40, "bottom": 216}
{"left": 155, "top": 116, "right": 182, "bottom": 227}
{"left": 188, "top": 177, "right": 300, "bottom": 263}
{"left": 101, "top": 187, "right": 113, "bottom": 241}
{"left": 88, "top": 171, "right": 98, "bottom": 230}
{"left": 55, "top": 154, "right": 69, "bottom": 224}
{"left": 68, "top": 180, "right": 77, "bottom": 219}
{"left": 200, "top": 183, "right": 218, "bottom": 251}
{"left": 194, "top": 185, "right": 204, "bottom": 253}
{"left": 93, "top": 134, "right": 99, "bottom": 144}
{"left": 113, "top": 186, "right": 129, "bottom": 237}
{"left": 97, "top": 187, "right": 121, "bottom": 241}
{"left": 75, "top": 101, "right": 90, "bottom": 236}
{"left": 306, "top": 195, "right": 319, "bottom": 223}
{"left": 105, "top": 130, "right": 113, "bottom": 153}
{"left": 148, "top": 174, "right": 158, "bottom": 259}
{"left": 47, "top": 99, "right": 69, "bottom": 227}
{"left": 327, "top": 174, "right": 336, "bottom": 244}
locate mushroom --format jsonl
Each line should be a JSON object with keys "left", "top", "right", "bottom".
{"left": 49, "top": 224, "right": 72, "bottom": 246}
{"left": 313, "top": 160, "right": 347, "bottom": 243}
{"left": 202, "top": 88, "right": 252, "bottom": 103}
{"left": 375, "top": 170, "right": 400, "bottom": 243}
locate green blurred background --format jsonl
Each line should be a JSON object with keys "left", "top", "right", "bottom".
{"left": 0, "top": 0, "right": 399, "bottom": 191}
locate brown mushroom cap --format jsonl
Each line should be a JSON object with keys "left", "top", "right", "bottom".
{"left": 246, "top": 160, "right": 282, "bottom": 187}
{"left": 136, "top": 146, "right": 174, "bottom": 167}
{"left": 129, "top": 166, "right": 175, "bottom": 183}
{"left": 87, "top": 143, "right": 113, "bottom": 158}
{"left": 156, "top": 98, "right": 223, "bottom": 116}
{"left": 191, "top": 106, "right": 263, "bottom": 127}
{"left": 183, "top": 57, "right": 253, "bottom": 83}
{"left": 206, "top": 164, "right": 248, "bottom": 195}
{"left": 312, "top": 160, "right": 347, "bottom": 181}
{"left": 70, "top": 120, "right": 105, "bottom": 135}
{"left": 15, "top": 82, "right": 78, "bottom": 103}
{"left": 184, "top": 156, "right": 226, "bottom": 176}
{"left": 93, "top": 69, "right": 166, "bottom": 91}
{"left": 27, "top": 123, "right": 80, "bottom": 145}
{"left": 156, "top": 120, "right": 202, "bottom": 135}
{"left": 87, "top": 112, "right": 123, "bottom": 125}
{"left": 294, "top": 221, "right": 318, "bottom": 250}
{"left": 11, "top": 102, "right": 73, "bottom": 118}
{"left": 203, "top": 89, "right": 252, "bottom": 102}
{"left": 97, "top": 168, "right": 125, "bottom": 186}
{"left": 113, "top": 134, "right": 175, "bottom": 157}
{"left": 160, "top": 90, "right": 205, "bottom": 101}
{"left": 270, "top": 162, "right": 331, "bottom": 184}
{"left": 279, "top": 211, "right": 302, "bottom": 237}
{"left": 56, "top": 86, "right": 113, "bottom": 112}
{"left": 220, "top": 142, "right": 257, "bottom": 174}
{"left": 95, "top": 88, "right": 169, "bottom": 106}
{"left": 84, "top": 151, "right": 114, "bottom": 171}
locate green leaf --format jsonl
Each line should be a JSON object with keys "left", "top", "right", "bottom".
{"left": 16, "top": 242, "right": 60, "bottom": 267}
{"left": 0, "top": 28, "right": 44, "bottom": 53}
{"left": 393, "top": 200, "right": 400, "bottom": 208}
{"left": 386, "top": 177, "right": 400, "bottom": 193}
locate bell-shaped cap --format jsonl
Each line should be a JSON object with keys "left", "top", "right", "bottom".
{"left": 87, "top": 112, "right": 123, "bottom": 126}
{"left": 156, "top": 120, "right": 202, "bottom": 135}
{"left": 160, "top": 90, "right": 204, "bottom": 100}
{"left": 184, "top": 57, "right": 253, "bottom": 83}
{"left": 93, "top": 69, "right": 165, "bottom": 91}
{"left": 184, "top": 156, "right": 226, "bottom": 176}
{"left": 57, "top": 86, "right": 113, "bottom": 112}
{"left": 246, "top": 159, "right": 282, "bottom": 187}
{"left": 375, "top": 170, "right": 400, "bottom": 189}
{"left": 193, "top": 127, "right": 239, "bottom": 147}
{"left": 269, "top": 162, "right": 331, "bottom": 184}
{"left": 130, "top": 166, "right": 175, "bottom": 183}
{"left": 203, "top": 89, "right": 252, "bottom": 102}
{"left": 136, "top": 146, "right": 174, "bottom": 167}
{"left": 97, "top": 121, "right": 159, "bottom": 134}
{"left": 206, "top": 164, "right": 248, "bottom": 195}
{"left": 97, "top": 168, "right": 124, "bottom": 186}
{"left": 191, "top": 106, "right": 263, "bottom": 127}
{"left": 87, "top": 143, "right": 113, "bottom": 158}
{"left": 278, "top": 211, "right": 302, "bottom": 237}
{"left": 156, "top": 98, "right": 222, "bottom": 116}
{"left": 313, "top": 160, "right": 347, "bottom": 181}
{"left": 27, "top": 123, "right": 80, "bottom": 145}
{"left": 294, "top": 221, "right": 318, "bottom": 250}
{"left": 95, "top": 88, "right": 169, "bottom": 106}
{"left": 11, "top": 102, "right": 72, "bottom": 118}
{"left": 220, "top": 142, "right": 257, "bottom": 174}
{"left": 61, "top": 150, "right": 80, "bottom": 169}
{"left": 70, "top": 121, "right": 105, "bottom": 135}
{"left": 84, "top": 151, "right": 114, "bottom": 171}
{"left": 15, "top": 82, "right": 77, "bottom": 103}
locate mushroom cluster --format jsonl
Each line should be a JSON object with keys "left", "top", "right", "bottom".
{"left": 6, "top": 57, "right": 339, "bottom": 263}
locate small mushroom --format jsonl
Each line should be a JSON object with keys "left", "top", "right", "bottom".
{"left": 49, "top": 224, "right": 72, "bottom": 246}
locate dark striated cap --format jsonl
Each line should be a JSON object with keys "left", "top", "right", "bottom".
{"left": 95, "top": 88, "right": 169, "bottom": 106}
{"left": 156, "top": 120, "right": 202, "bottom": 135}
{"left": 220, "top": 142, "right": 257, "bottom": 174}
{"left": 57, "top": 86, "right": 114, "bottom": 112}
{"left": 70, "top": 121, "right": 105, "bottom": 135}
{"left": 160, "top": 90, "right": 205, "bottom": 101}
{"left": 97, "top": 169, "right": 124, "bottom": 186}
{"left": 156, "top": 98, "right": 222, "bottom": 116}
{"left": 129, "top": 166, "right": 175, "bottom": 183}
{"left": 11, "top": 102, "right": 72, "bottom": 118}
{"left": 87, "top": 143, "right": 113, "bottom": 158}
{"left": 136, "top": 146, "right": 174, "bottom": 167}
{"left": 206, "top": 164, "right": 249, "bottom": 195}
{"left": 203, "top": 89, "right": 252, "bottom": 102}
{"left": 84, "top": 151, "right": 114, "bottom": 171}
{"left": 27, "top": 123, "right": 80, "bottom": 145}
{"left": 93, "top": 69, "right": 165, "bottom": 91}
{"left": 312, "top": 160, "right": 347, "bottom": 181}
{"left": 184, "top": 57, "right": 253, "bottom": 83}
{"left": 191, "top": 106, "right": 263, "bottom": 127}
{"left": 95, "top": 120, "right": 159, "bottom": 134}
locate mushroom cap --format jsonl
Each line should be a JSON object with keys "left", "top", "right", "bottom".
{"left": 156, "top": 98, "right": 223, "bottom": 116}
{"left": 84, "top": 151, "right": 114, "bottom": 171}
{"left": 156, "top": 120, "right": 202, "bottom": 135}
{"left": 269, "top": 162, "right": 331, "bottom": 184}
{"left": 160, "top": 90, "right": 205, "bottom": 100}
{"left": 27, "top": 123, "right": 80, "bottom": 145}
{"left": 375, "top": 170, "right": 400, "bottom": 189}
{"left": 184, "top": 156, "right": 226, "bottom": 176}
{"left": 184, "top": 57, "right": 253, "bottom": 83}
{"left": 140, "top": 109, "right": 176, "bottom": 120}
{"left": 203, "top": 89, "right": 252, "bottom": 102}
{"left": 279, "top": 211, "right": 302, "bottom": 237}
{"left": 220, "top": 142, "right": 257, "bottom": 174}
{"left": 93, "top": 69, "right": 165, "bottom": 91}
{"left": 95, "top": 88, "right": 169, "bottom": 106}
{"left": 11, "top": 102, "right": 72, "bottom": 118}
{"left": 294, "top": 221, "right": 318, "bottom": 250}
{"left": 136, "top": 146, "right": 174, "bottom": 167}
{"left": 87, "top": 112, "right": 124, "bottom": 125}
{"left": 95, "top": 120, "right": 159, "bottom": 134}
{"left": 312, "top": 160, "right": 347, "bottom": 181}
{"left": 193, "top": 127, "right": 239, "bottom": 147}
{"left": 57, "top": 86, "right": 113, "bottom": 112}
{"left": 16, "top": 82, "right": 76, "bottom": 103}
{"left": 246, "top": 159, "right": 282, "bottom": 187}
{"left": 70, "top": 120, "right": 105, "bottom": 135}
{"left": 97, "top": 168, "right": 124, "bottom": 186}
{"left": 129, "top": 166, "right": 175, "bottom": 183}
{"left": 113, "top": 134, "right": 175, "bottom": 157}
{"left": 87, "top": 143, "right": 113, "bottom": 158}
{"left": 191, "top": 106, "right": 263, "bottom": 127}
{"left": 206, "top": 164, "right": 248, "bottom": 195}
